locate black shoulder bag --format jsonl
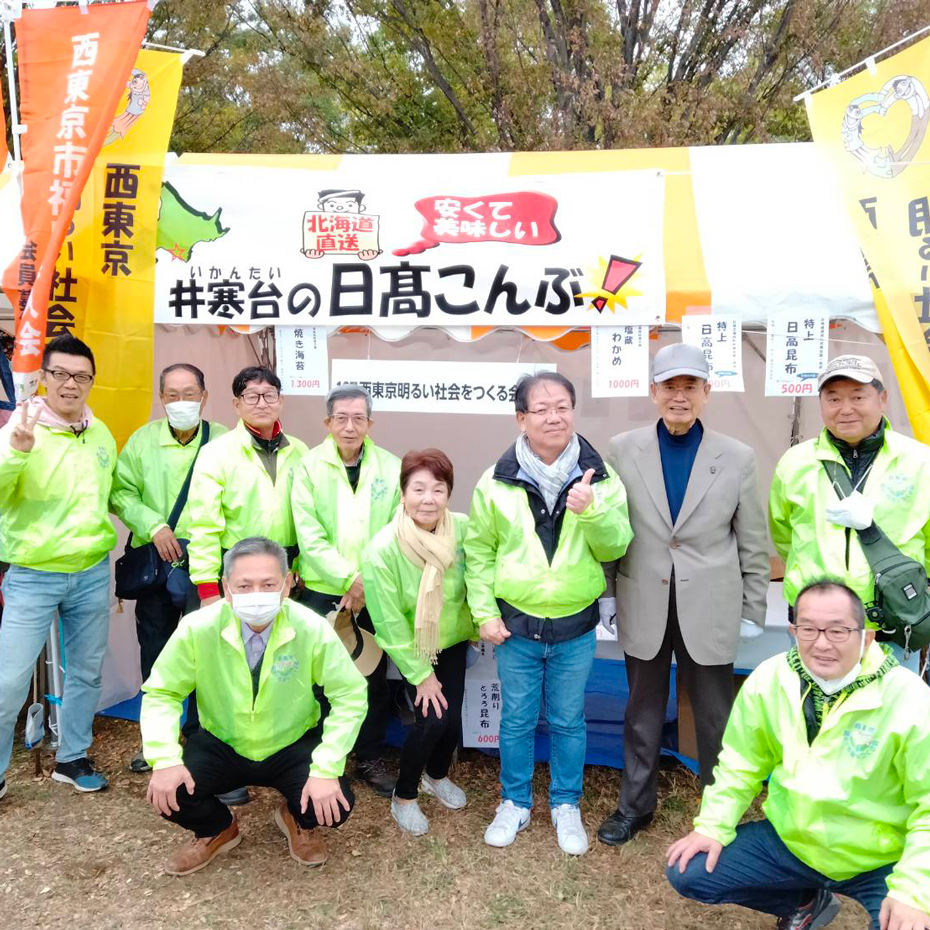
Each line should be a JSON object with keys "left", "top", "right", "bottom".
{"left": 822, "top": 459, "right": 930, "bottom": 654}
{"left": 115, "top": 422, "right": 210, "bottom": 602}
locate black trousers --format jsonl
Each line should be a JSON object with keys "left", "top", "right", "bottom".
{"left": 620, "top": 582, "right": 735, "bottom": 817}
{"left": 166, "top": 726, "right": 355, "bottom": 838}
{"left": 395, "top": 641, "right": 468, "bottom": 800}
{"left": 299, "top": 588, "right": 390, "bottom": 763}
{"left": 136, "top": 585, "right": 199, "bottom": 736}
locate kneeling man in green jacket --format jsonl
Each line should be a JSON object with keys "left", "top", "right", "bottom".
{"left": 667, "top": 579, "right": 930, "bottom": 930}
{"left": 141, "top": 536, "right": 367, "bottom": 876}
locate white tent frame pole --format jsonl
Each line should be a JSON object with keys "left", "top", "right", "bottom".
{"left": 795, "top": 21, "right": 930, "bottom": 101}
{"left": 1, "top": 10, "right": 24, "bottom": 164}
{"left": 142, "top": 40, "right": 205, "bottom": 65}
{"left": 45, "top": 618, "right": 63, "bottom": 749}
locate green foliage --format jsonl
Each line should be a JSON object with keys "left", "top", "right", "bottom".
{"left": 140, "top": 1, "right": 930, "bottom": 154}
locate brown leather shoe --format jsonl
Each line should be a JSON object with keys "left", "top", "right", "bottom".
{"left": 274, "top": 801, "right": 327, "bottom": 867}
{"left": 165, "top": 816, "right": 241, "bottom": 876}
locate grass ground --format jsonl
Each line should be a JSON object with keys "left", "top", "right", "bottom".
{"left": 0, "top": 717, "right": 870, "bottom": 930}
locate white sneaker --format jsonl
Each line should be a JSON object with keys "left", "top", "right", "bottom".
{"left": 484, "top": 800, "right": 531, "bottom": 848}
{"left": 391, "top": 795, "right": 429, "bottom": 836}
{"left": 551, "top": 804, "right": 588, "bottom": 855}
{"left": 420, "top": 775, "right": 467, "bottom": 810}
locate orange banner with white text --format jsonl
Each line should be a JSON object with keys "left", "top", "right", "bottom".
{"left": 0, "top": 72, "right": 8, "bottom": 168}
{"left": 1, "top": 0, "right": 153, "bottom": 401}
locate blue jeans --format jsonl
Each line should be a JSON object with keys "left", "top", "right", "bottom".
{"left": 0, "top": 558, "right": 111, "bottom": 778}
{"left": 667, "top": 819, "right": 893, "bottom": 929}
{"left": 496, "top": 629, "right": 596, "bottom": 809}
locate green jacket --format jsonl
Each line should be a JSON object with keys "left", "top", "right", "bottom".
{"left": 293, "top": 435, "right": 400, "bottom": 595}
{"left": 769, "top": 425, "right": 930, "bottom": 607}
{"left": 110, "top": 418, "right": 228, "bottom": 546}
{"left": 187, "top": 421, "right": 309, "bottom": 585}
{"left": 140, "top": 598, "right": 367, "bottom": 778}
{"left": 693, "top": 643, "right": 930, "bottom": 914}
{"left": 0, "top": 415, "right": 117, "bottom": 572}
{"left": 464, "top": 437, "right": 633, "bottom": 624}
{"left": 362, "top": 511, "right": 475, "bottom": 685}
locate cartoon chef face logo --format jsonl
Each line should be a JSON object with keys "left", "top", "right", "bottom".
{"left": 302, "top": 189, "right": 381, "bottom": 262}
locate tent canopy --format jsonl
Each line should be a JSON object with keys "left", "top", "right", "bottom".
{"left": 0, "top": 142, "right": 878, "bottom": 337}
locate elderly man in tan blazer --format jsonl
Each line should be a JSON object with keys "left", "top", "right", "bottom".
{"left": 598, "top": 343, "right": 769, "bottom": 847}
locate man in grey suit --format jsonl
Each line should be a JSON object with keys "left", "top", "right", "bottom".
{"left": 598, "top": 343, "right": 769, "bottom": 847}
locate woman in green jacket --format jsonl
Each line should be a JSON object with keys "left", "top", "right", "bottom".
{"left": 362, "top": 449, "right": 474, "bottom": 836}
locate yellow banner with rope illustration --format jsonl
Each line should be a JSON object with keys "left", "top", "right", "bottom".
{"left": 805, "top": 36, "right": 930, "bottom": 443}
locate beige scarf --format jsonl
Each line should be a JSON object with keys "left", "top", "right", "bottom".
{"left": 393, "top": 505, "right": 455, "bottom": 666}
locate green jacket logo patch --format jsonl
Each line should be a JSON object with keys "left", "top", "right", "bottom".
{"left": 371, "top": 477, "right": 388, "bottom": 502}
{"left": 881, "top": 473, "right": 915, "bottom": 503}
{"left": 96, "top": 446, "right": 110, "bottom": 470}
{"left": 843, "top": 722, "right": 878, "bottom": 760}
{"left": 271, "top": 654, "right": 300, "bottom": 681}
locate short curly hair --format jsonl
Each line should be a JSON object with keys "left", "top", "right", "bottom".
{"left": 400, "top": 448, "right": 454, "bottom": 494}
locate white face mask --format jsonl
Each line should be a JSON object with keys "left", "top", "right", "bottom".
{"left": 825, "top": 489, "right": 874, "bottom": 531}
{"left": 802, "top": 630, "right": 867, "bottom": 695}
{"left": 229, "top": 585, "right": 284, "bottom": 628}
{"left": 165, "top": 401, "right": 202, "bottom": 431}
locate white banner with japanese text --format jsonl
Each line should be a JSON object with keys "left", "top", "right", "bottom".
{"left": 153, "top": 157, "right": 665, "bottom": 328}
{"left": 590, "top": 324, "right": 651, "bottom": 397}
{"left": 462, "top": 642, "right": 501, "bottom": 749}
{"left": 329, "top": 359, "right": 555, "bottom": 414}
{"left": 764, "top": 310, "right": 829, "bottom": 397}
{"left": 681, "top": 313, "right": 744, "bottom": 392}
{"left": 275, "top": 326, "right": 329, "bottom": 395}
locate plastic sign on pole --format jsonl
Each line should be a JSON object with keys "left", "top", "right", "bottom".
{"left": 681, "top": 313, "right": 744, "bottom": 392}
{"left": 275, "top": 325, "right": 328, "bottom": 396}
{"left": 764, "top": 310, "right": 829, "bottom": 397}
{"left": 590, "top": 324, "right": 650, "bottom": 397}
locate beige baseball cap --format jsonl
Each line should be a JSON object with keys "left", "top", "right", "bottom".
{"left": 817, "top": 355, "right": 883, "bottom": 391}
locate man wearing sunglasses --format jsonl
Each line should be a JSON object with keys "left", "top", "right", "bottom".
{"left": 667, "top": 580, "right": 930, "bottom": 930}
{"left": 0, "top": 335, "right": 117, "bottom": 798}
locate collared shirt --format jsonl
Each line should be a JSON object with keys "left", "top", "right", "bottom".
{"left": 245, "top": 422, "right": 290, "bottom": 484}
{"left": 240, "top": 619, "right": 274, "bottom": 670}
{"left": 344, "top": 444, "right": 364, "bottom": 492}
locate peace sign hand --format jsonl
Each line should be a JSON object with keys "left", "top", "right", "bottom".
{"left": 10, "top": 402, "right": 42, "bottom": 453}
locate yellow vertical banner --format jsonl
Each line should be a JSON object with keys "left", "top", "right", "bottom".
{"left": 54, "top": 49, "right": 182, "bottom": 448}
{"left": 805, "top": 36, "right": 930, "bottom": 443}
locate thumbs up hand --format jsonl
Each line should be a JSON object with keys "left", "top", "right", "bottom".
{"left": 566, "top": 468, "right": 596, "bottom": 514}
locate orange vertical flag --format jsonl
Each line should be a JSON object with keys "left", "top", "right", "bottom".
{"left": 1, "top": 0, "right": 153, "bottom": 401}
{"left": 0, "top": 69, "right": 8, "bottom": 168}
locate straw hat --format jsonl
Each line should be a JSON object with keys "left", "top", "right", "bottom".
{"left": 325, "top": 608, "right": 383, "bottom": 677}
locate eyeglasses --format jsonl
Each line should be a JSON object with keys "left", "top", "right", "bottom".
{"left": 239, "top": 390, "right": 280, "bottom": 405}
{"left": 330, "top": 414, "right": 369, "bottom": 426}
{"left": 43, "top": 368, "right": 94, "bottom": 385}
{"left": 791, "top": 624, "right": 860, "bottom": 644}
{"left": 527, "top": 405, "right": 573, "bottom": 418}
{"left": 163, "top": 391, "right": 203, "bottom": 402}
